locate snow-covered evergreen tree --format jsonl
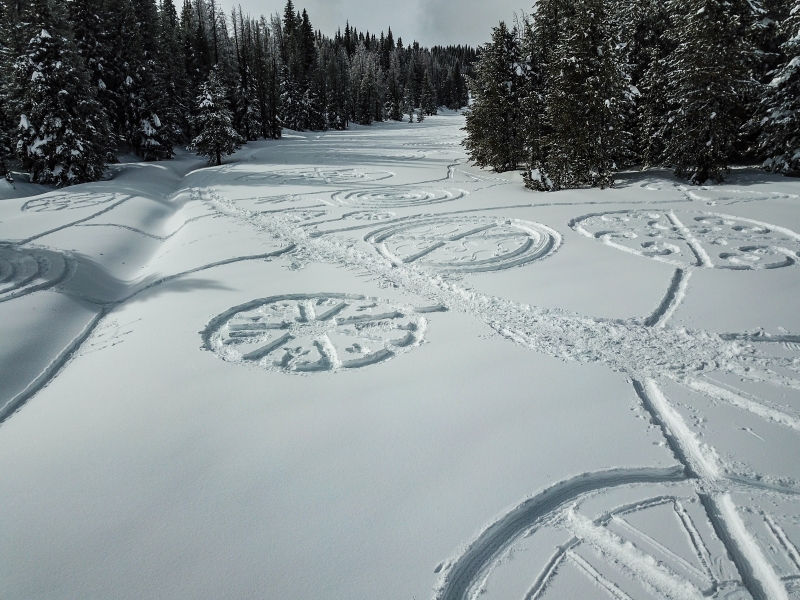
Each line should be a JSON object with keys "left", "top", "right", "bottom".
{"left": 757, "top": 0, "right": 800, "bottom": 175}
{"left": 652, "top": 0, "right": 757, "bottom": 184}
{"left": 462, "top": 22, "right": 525, "bottom": 172}
{"left": 190, "top": 66, "right": 243, "bottom": 165}
{"left": 530, "top": 0, "right": 632, "bottom": 190}
{"left": 116, "top": 0, "right": 174, "bottom": 159}
{"left": 10, "top": 0, "right": 109, "bottom": 185}
{"left": 420, "top": 70, "right": 437, "bottom": 116}
{"left": 158, "top": 0, "right": 190, "bottom": 144}
{"left": 616, "top": 0, "right": 674, "bottom": 165}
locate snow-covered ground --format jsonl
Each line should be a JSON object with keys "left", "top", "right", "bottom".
{"left": 1, "top": 112, "right": 800, "bottom": 600}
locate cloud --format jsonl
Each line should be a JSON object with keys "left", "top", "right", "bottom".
{"left": 419, "top": 0, "right": 532, "bottom": 46}
{"left": 225, "top": 0, "right": 524, "bottom": 46}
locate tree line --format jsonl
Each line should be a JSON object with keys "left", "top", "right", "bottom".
{"left": 463, "top": 0, "right": 800, "bottom": 189}
{"left": 0, "top": 0, "right": 474, "bottom": 185}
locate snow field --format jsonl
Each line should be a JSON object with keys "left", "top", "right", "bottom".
{"left": 0, "top": 114, "right": 799, "bottom": 600}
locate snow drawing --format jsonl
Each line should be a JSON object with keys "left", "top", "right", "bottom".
{"left": 21, "top": 192, "right": 120, "bottom": 212}
{"left": 329, "top": 187, "right": 468, "bottom": 208}
{"left": 572, "top": 210, "right": 800, "bottom": 270}
{"left": 199, "top": 182, "right": 800, "bottom": 600}
{"left": 229, "top": 167, "right": 395, "bottom": 185}
{"left": 3, "top": 114, "right": 800, "bottom": 600}
{"left": 342, "top": 210, "right": 396, "bottom": 221}
{"left": 365, "top": 216, "right": 561, "bottom": 273}
{"left": 431, "top": 262, "right": 800, "bottom": 600}
{"left": 0, "top": 243, "right": 72, "bottom": 302}
{"left": 202, "top": 294, "right": 431, "bottom": 373}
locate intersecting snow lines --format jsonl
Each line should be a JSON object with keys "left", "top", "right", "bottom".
{"left": 21, "top": 192, "right": 119, "bottom": 212}
{"left": 198, "top": 176, "right": 800, "bottom": 600}
{"left": 203, "top": 294, "right": 431, "bottom": 374}
{"left": 572, "top": 210, "right": 800, "bottom": 270}
{"left": 330, "top": 187, "right": 467, "bottom": 208}
{"left": 231, "top": 167, "right": 394, "bottom": 185}
{"left": 0, "top": 244, "right": 72, "bottom": 302}
{"left": 365, "top": 216, "right": 561, "bottom": 273}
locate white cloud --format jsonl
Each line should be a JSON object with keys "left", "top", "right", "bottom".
{"left": 224, "top": 0, "right": 529, "bottom": 46}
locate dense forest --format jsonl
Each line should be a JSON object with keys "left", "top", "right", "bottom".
{"left": 0, "top": 0, "right": 474, "bottom": 185}
{"left": 464, "top": 0, "right": 800, "bottom": 188}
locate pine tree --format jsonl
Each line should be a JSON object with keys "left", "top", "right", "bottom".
{"left": 462, "top": 22, "right": 525, "bottom": 172}
{"left": 653, "top": 0, "right": 757, "bottom": 184}
{"left": 756, "top": 0, "right": 800, "bottom": 175}
{"left": 10, "top": 0, "right": 109, "bottom": 185}
{"left": 158, "top": 0, "right": 189, "bottom": 144}
{"left": 531, "top": 0, "right": 632, "bottom": 190}
{"left": 190, "top": 66, "right": 243, "bottom": 165}
{"left": 113, "top": 0, "right": 174, "bottom": 160}
{"left": 421, "top": 70, "right": 437, "bottom": 115}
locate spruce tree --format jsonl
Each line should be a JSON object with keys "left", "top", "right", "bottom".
{"left": 113, "top": 0, "right": 174, "bottom": 160}
{"left": 532, "top": 0, "right": 632, "bottom": 190}
{"left": 654, "top": 0, "right": 756, "bottom": 184}
{"left": 757, "top": 1, "right": 800, "bottom": 175}
{"left": 190, "top": 67, "right": 243, "bottom": 165}
{"left": 158, "top": 0, "right": 189, "bottom": 144}
{"left": 462, "top": 22, "right": 524, "bottom": 172}
{"left": 421, "top": 70, "right": 437, "bottom": 115}
{"left": 10, "top": 0, "right": 109, "bottom": 185}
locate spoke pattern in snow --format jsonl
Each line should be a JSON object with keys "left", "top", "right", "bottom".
{"left": 365, "top": 215, "right": 561, "bottom": 273}
{"left": 329, "top": 187, "right": 468, "bottom": 208}
{"left": 200, "top": 188, "right": 800, "bottom": 393}
{"left": 572, "top": 210, "right": 800, "bottom": 270}
{"left": 203, "top": 293, "right": 430, "bottom": 373}
{"left": 197, "top": 186, "right": 800, "bottom": 600}
{"left": 21, "top": 192, "right": 120, "bottom": 212}
{"left": 0, "top": 243, "right": 73, "bottom": 302}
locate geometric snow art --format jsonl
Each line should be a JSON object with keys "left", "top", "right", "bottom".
{"left": 366, "top": 215, "right": 561, "bottom": 273}
{"left": 571, "top": 210, "right": 800, "bottom": 270}
{"left": 203, "top": 293, "right": 432, "bottom": 374}
{"left": 0, "top": 243, "right": 72, "bottom": 302}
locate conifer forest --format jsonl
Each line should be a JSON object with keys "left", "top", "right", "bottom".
{"left": 465, "top": 0, "right": 800, "bottom": 188}
{"left": 0, "top": 0, "right": 474, "bottom": 185}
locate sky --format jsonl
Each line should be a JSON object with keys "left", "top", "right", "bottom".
{"left": 225, "top": 0, "right": 533, "bottom": 47}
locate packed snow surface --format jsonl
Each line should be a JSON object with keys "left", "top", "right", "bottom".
{"left": 1, "top": 113, "right": 800, "bottom": 600}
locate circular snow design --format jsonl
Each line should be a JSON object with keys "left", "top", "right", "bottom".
{"left": 330, "top": 187, "right": 467, "bottom": 208}
{"left": 203, "top": 294, "right": 428, "bottom": 373}
{"left": 234, "top": 168, "right": 394, "bottom": 185}
{"left": 22, "top": 192, "right": 118, "bottom": 212}
{"left": 365, "top": 216, "right": 560, "bottom": 273}
{"left": 572, "top": 210, "right": 800, "bottom": 270}
{"left": 435, "top": 475, "right": 799, "bottom": 600}
{"left": 0, "top": 244, "right": 72, "bottom": 301}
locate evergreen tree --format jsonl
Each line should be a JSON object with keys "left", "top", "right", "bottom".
{"left": 190, "top": 66, "right": 243, "bottom": 165}
{"left": 463, "top": 22, "right": 525, "bottom": 171}
{"left": 530, "top": 0, "right": 632, "bottom": 190}
{"left": 158, "top": 0, "right": 189, "bottom": 143}
{"left": 615, "top": 0, "right": 674, "bottom": 164}
{"left": 756, "top": 0, "right": 800, "bottom": 175}
{"left": 652, "top": 0, "right": 757, "bottom": 184}
{"left": 10, "top": 0, "right": 109, "bottom": 185}
{"left": 420, "top": 70, "right": 437, "bottom": 115}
